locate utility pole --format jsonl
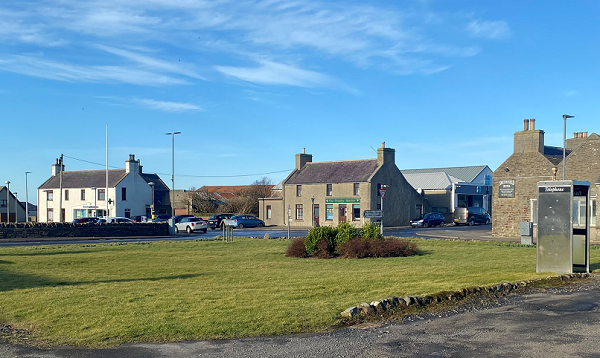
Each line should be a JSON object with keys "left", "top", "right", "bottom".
{"left": 59, "top": 154, "right": 64, "bottom": 222}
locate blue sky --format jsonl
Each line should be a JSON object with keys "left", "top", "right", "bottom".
{"left": 1, "top": 0, "right": 599, "bottom": 204}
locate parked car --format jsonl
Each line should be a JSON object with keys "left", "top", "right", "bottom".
{"left": 133, "top": 215, "right": 150, "bottom": 222}
{"left": 172, "top": 215, "right": 194, "bottom": 224}
{"left": 410, "top": 212, "right": 445, "bottom": 228}
{"left": 98, "top": 217, "right": 135, "bottom": 223}
{"left": 223, "top": 215, "right": 265, "bottom": 229}
{"left": 72, "top": 217, "right": 100, "bottom": 224}
{"left": 151, "top": 214, "right": 171, "bottom": 223}
{"left": 175, "top": 217, "right": 207, "bottom": 234}
{"left": 207, "top": 214, "right": 234, "bottom": 230}
{"left": 453, "top": 207, "right": 491, "bottom": 226}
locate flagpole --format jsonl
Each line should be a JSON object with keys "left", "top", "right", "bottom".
{"left": 106, "top": 125, "right": 109, "bottom": 218}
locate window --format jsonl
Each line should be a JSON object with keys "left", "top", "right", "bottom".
{"left": 573, "top": 197, "right": 587, "bottom": 229}
{"left": 98, "top": 189, "right": 105, "bottom": 201}
{"left": 124, "top": 209, "right": 131, "bottom": 218}
{"left": 591, "top": 197, "right": 597, "bottom": 227}
{"left": 296, "top": 204, "right": 303, "bottom": 220}
{"left": 530, "top": 199, "right": 538, "bottom": 225}
{"left": 122, "top": 187, "right": 127, "bottom": 201}
{"left": 0, "top": 199, "right": 6, "bottom": 207}
{"left": 266, "top": 205, "right": 272, "bottom": 219}
{"left": 326, "top": 184, "right": 332, "bottom": 196}
{"left": 296, "top": 185, "right": 302, "bottom": 197}
{"left": 326, "top": 204, "right": 333, "bottom": 220}
{"left": 80, "top": 189, "right": 85, "bottom": 201}
{"left": 353, "top": 183, "right": 359, "bottom": 196}
{"left": 352, "top": 204, "right": 360, "bottom": 221}
{"left": 64, "top": 189, "right": 69, "bottom": 201}
{"left": 47, "top": 208, "right": 54, "bottom": 222}
{"left": 47, "top": 190, "right": 54, "bottom": 201}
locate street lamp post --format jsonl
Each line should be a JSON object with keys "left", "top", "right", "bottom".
{"left": 562, "top": 114, "right": 574, "bottom": 180}
{"left": 4, "top": 181, "right": 10, "bottom": 223}
{"left": 149, "top": 182, "right": 155, "bottom": 220}
{"left": 165, "top": 132, "right": 181, "bottom": 215}
{"left": 25, "top": 172, "right": 30, "bottom": 222}
{"left": 14, "top": 193, "right": 17, "bottom": 222}
{"left": 311, "top": 196, "right": 315, "bottom": 228}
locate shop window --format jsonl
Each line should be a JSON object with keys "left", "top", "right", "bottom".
{"left": 352, "top": 204, "right": 360, "bottom": 221}
{"left": 353, "top": 183, "right": 359, "bottom": 196}
{"left": 326, "top": 204, "right": 333, "bottom": 220}
{"left": 296, "top": 204, "right": 303, "bottom": 220}
{"left": 296, "top": 185, "right": 302, "bottom": 197}
{"left": 80, "top": 189, "right": 85, "bottom": 201}
{"left": 64, "top": 189, "right": 69, "bottom": 201}
{"left": 47, "top": 190, "right": 54, "bottom": 201}
{"left": 266, "top": 205, "right": 272, "bottom": 219}
{"left": 122, "top": 187, "right": 127, "bottom": 201}
{"left": 457, "top": 194, "right": 468, "bottom": 208}
{"left": 98, "top": 189, "right": 105, "bottom": 201}
{"left": 326, "top": 184, "right": 332, "bottom": 196}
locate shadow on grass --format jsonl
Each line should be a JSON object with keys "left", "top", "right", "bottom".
{"left": 589, "top": 262, "right": 600, "bottom": 272}
{"left": 0, "top": 272, "right": 205, "bottom": 292}
{"left": 415, "top": 250, "right": 434, "bottom": 257}
{"left": 0, "top": 249, "right": 117, "bottom": 257}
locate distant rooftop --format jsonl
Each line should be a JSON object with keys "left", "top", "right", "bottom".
{"left": 401, "top": 165, "right": 489, "bottom": 183}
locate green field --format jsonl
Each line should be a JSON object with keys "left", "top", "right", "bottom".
{"left": 0, "top": 238, "right": 590, "bottom": 347}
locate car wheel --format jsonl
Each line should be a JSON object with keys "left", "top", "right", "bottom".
{"left": 175, "top": 226, "right": 179, "bottom": 233}
{"left": 485, "top": 218, "right": 490, "bottom": 225}
{"left": 257, "top": 223, "right": 264, "bottom": 227}
{"left": 468, "top": 219, "right": 474, "bottom": 226}
{"left": 424, "top": 222, "right": 429, "bottom": 228}
{"left": 186, "top": 226, "right": 192, "bottom": 234}
{"left": 439, "top": 222, "right": 444, "bottom": 227}
{"left": 237, "top": 223, "right": 244, "bottom": 229}
{"left": 202, "top": 228, "right": 207, "bottom": 233}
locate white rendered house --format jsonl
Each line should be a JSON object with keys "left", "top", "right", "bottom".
{"left": 37, "top": 155, "right": 170, "bottom": 222}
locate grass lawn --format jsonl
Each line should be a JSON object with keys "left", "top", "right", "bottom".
{"left": 0, "top": 237, "right": 594, "bottom": 347}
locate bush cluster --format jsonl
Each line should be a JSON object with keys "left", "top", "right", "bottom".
{"left": 285, "top": 222, "right": 418, "bottom": 259}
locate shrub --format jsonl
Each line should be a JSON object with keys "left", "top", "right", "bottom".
{"left": 305, "top": 226, "right": 338, "bottom": 256}
{"left": 359, "top": 222, "right": 382, "bottom": 240}
{"left": 313, "top": 239, "right": 332, "bottom": 259}
{"left": 286, "top": 237, "right": 307, "bottom": 258}
{"left": 334, "top": 222, "right": 358, "bottom": 252}
{"left": 338, "top": 237, "right": 418, "bottom": 259}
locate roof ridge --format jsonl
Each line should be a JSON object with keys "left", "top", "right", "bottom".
{"left": 307, "top": 158, "right": 377, "bottom": 165}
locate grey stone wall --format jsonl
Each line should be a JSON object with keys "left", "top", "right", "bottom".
{"left": 0, "top": 222, "right": 169, "bottom": 239}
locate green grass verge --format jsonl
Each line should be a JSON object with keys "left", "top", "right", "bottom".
{"left": 0, "top": 238, "right": 592, "bottom": 347}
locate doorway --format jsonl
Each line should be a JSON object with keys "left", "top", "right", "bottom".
{"left": 339, "top": 204, "right": 347, "bottom": 223}
{"left": 313, "top": 204, "right": 320, "bottom": 226}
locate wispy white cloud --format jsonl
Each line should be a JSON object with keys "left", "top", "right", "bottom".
{"left": 467, "top": 20, "right": 510, "bottom": 40}
{"left": 134, "top": 98, "right": 202, "bottom": 112}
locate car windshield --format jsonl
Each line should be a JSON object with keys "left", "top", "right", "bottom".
{"left": 413, "top": 215, "right": 424, "bottom": 220}
{"left": 209, "top": 216, "right": 216, "bottom": 220}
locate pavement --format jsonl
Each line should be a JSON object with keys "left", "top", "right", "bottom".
{"left": 2, "top": 276, "right": 600, "bottom": 357}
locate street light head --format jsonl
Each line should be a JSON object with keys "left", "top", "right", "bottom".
{"left": 25, "top": 171, "right": 31, "bottom": 174}
{"left": 563, "top": 114, "right": 574, "bottom": 119}
{"left": 148, "top": 182, "right": 155, "bottom": 187}
{"left": 4, "top": 181, "right": 9, "bottom": 185}
{"left": 166, "top": 132, "right": 181, "bottom": 135}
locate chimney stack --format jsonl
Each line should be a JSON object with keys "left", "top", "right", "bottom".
{"left": 514, "top": 121, "right": 544, "bottom": 154}
{"left": 295, "top": 149, "right": 312, "bottom": 170}
{"left": 51, "top": 158, "right": 64, "bottom": 176}
{"left": 377, "top": 143, "right": 395, "bottom": 166}
{"left": 126, "top": 154, "right": 139, "bottom": 174}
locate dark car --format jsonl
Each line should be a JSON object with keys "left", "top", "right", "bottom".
{"left": 454, "top": 207, "right": 491, "bottom": 226}
{"left": 410, "top": 212, "right": 445, "bottom": 228}
{"left": 172, "top": 215, "right": 194, "bottom": 224}
{"left": 72, "top": 217, "right": 100, "bottom": 224}
{"left": 207, "top": 214, "right": 234, "bottom": 230}
{"left": 152, "top": 214, "right": 171, "bottom": 223}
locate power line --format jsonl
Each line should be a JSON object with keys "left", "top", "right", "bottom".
{"left": 63, "top": 155, "right": 292, "bottom": 178}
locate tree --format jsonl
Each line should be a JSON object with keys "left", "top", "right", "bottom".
{"left": 186, "top": 187, "right": 217, "bottom": 215}
{"left": 217, "top": 177, "right": 273, "bottom": 216}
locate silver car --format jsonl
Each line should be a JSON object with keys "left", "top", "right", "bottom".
{"left": 175, "top": 217, "right": 207, "bottom": 234}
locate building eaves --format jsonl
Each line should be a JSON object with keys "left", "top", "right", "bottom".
{"left": 38, "top": 170, "right": 128, "bottom": 190}
{"left": 400, "top": 165, "right": 488, "bottom": 183}
{"left": 286, "top": 159, "right": 379, "bottom": 185}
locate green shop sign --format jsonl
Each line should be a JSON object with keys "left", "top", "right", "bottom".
{"left": 325, "top": 198, "right": 360, "bottom": 203}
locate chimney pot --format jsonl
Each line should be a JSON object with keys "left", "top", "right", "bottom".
{"left": 302, "top": 148, "right": 305, "bottom": 154}
{"left": 584, "top": 132, "right": 588, "bottom": 138}
{"left": 381, "top": 142, "right": 385, "bottom": 149}
{"left": 530, "top": 118, "right": 535, "bottom": 130}
{"left": 524, "top": 119, "right": 530, "bottom": 131}
{"left": 574, "top": 132, "right": 578, "bottom": 138}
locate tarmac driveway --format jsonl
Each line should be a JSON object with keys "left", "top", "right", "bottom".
{"left": 2, "top": 277, "right": 600, "bottom": 358}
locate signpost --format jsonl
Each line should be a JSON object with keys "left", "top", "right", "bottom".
{"left": 379, "top": 187, "right": 388, "bottom": 235}
{"left": 363, "top": 210, "right": 383, "bottom": 219}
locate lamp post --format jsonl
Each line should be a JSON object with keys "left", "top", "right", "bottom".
{"left": 149, "top": 182, "right": 155, "bottom": 220}
{"left": 4, "top": 181, "right": 10, "bottom": 223}
{"left": 311, "top": 196, "right": 315, "bottom": 228}
{"left": 25, "top": 172, "right": 30, "bottom": 222}
{"left": 91, "top": 187, "right": 97, "bottom": 217}
{"left": 379, "top": 184, "right": 388, "bottom": 236}
{"left": 166, "top": 131, "right": 181, "bottom": 215}
{"left": 13, "top": 193, "right": 17, "bottom": 222}
{"left": 562, "top": 114, "right": 574, "bottom": 180}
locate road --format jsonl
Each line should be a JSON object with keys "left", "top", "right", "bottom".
{"left": 0, "top": 224, "right": 510, "bottom": 247}
{"left": 2, "top": 276, "right": 599, "bottom": 357}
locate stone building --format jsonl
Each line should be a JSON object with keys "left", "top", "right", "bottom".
{"left": 0, "top": 186, "right": 27, "bottom": 222}
{"left": 492, "top": 119, "right": 599, "bottom": 239}
{"left": 259, "top": 144, "right": 429, "bottom": 227}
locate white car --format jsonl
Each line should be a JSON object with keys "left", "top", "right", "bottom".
{"left": 175, "top": 217, "right": 207, "bottom": 234}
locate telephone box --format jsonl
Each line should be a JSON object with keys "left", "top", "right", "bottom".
{"left": 536, "top": 180, "right": 590, "bottom": 274}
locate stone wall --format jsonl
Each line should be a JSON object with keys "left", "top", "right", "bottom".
{"left": 0, "top": 222, "right": 169, "bottom": 239}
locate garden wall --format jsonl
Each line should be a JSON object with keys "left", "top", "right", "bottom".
{"left": 0, "top": 222, "right": 169, "bottom": 239}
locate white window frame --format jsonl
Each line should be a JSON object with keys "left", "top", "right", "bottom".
{"left": 530, "top": 198, "right": 537, "bottom": 225}
{"left": 590, "top": 196, "right": 597, "bottom": 227}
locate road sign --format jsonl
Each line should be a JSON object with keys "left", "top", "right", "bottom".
{"left": 363, "top": 210, "right": 383, "bottom": 218}
{"left": 379, "top": 188, "right": 387, "bottom": 198}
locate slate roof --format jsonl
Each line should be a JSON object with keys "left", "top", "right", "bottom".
{"left": 402, "top": 172, "right": 460, "bottom": 190}
{"left": 401, "top": 165, "right": 488, "bottom": 183}
{"left": 38, "top": 169, "right": 128, "bottom": 190}
{"left": 286, "top": 159, "right": 379, "bottom": 185}
{"left": 543, "top": 146, "right": 569, "bottom": 166}
{"left": 140, "top": 173, "right": 170, "bottom": 191}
